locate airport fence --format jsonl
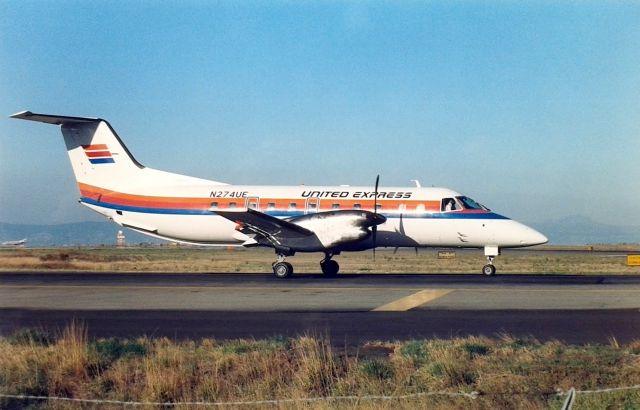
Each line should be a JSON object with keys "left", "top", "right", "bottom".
{"left": 2, "top": 384, "right": 640, "bottom": 409}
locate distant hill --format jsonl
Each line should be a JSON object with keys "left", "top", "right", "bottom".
{"left": 532, "top": 215, "right": 639, "bottom": 245}
{"left": 0, "top": 221, "right": 162, "bottom": 247}
{"left": 0, "top": 215, "right": 637, "bottom": 247}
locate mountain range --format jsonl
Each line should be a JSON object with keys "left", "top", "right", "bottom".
{"left": 0, "top": 215, "right": 637, "bottom": 247}
{"left": 0, "top": 221, "right": 161, "bottom": 247}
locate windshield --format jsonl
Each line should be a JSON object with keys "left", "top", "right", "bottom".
{"left": 456, "top": 196, "right": 489, "bottom": 211}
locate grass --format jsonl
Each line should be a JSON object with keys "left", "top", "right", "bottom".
{"left": 1, "top": 324, "right": 640, "bottom": 409}
{"left": 1, "top": 245, "right": 639, "bottom": 274}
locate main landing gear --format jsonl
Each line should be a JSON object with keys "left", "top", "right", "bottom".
{"left": 272, "top": 254, "right": 294, "bottom": 279}
{"left": 320, "top": 253, "right": 339, "bottom": 277}
{"left": 271, "top": 252, "right": 341, "bottom": 279}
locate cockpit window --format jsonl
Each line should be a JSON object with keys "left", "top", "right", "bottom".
{"left": 441, "top": 198, "right": 460, "bottom": 212}
{"left": 456, "top": 196, "right": 489, "bottom": 210}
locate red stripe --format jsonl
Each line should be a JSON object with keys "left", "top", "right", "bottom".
{"left": 83, "top": 144, "right": 108, "bottom": 151}
{"left": 85, "top": 150, "right": 112, "bottom": 158}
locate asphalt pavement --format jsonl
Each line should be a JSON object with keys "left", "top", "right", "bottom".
{"left": 1, "top": 272, "right": 639, "bottom": 344}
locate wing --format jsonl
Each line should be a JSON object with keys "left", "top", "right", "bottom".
{"left": 213, "top": 208, "right": 314, "bottom": 248}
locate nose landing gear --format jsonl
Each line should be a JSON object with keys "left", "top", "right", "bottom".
{"left": 482, "top": 256, "right": 496, "bottom": 276}
{"left": 482, "top": 246, "right": 499, "bottom": 276}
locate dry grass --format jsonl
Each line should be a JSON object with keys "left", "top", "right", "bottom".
{"left": 1, "top": 245, "right": 639, "bottom": 274}
{"left": 1, "top": 324, "right": 640, "bottom": 409}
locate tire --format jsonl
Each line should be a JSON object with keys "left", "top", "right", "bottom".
{"left": 273, "top": 262, "right": 293, "bottom": 279}
{"left": 482, "top": 264, "right": 496, "bottom": 276}
{"left": 321, "top": 260, "right": 339, "bottom": 277}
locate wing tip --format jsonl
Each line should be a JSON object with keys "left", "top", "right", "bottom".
{"left": 10, "top": 110, "right": 33, "bottom": 119}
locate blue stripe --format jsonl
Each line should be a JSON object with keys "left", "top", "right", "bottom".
{"left": 81, "top": 197, "right": 211, "bottom": 215}
{"left": 411, "top": 212, "right": 509, "bottom": 220}
{"left": 81, "top": 197, "right": 509, "bottom": 220}
{"left": 89, "top": 158, "right": 115, "bottom": 164}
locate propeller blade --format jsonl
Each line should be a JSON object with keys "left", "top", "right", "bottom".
{"left": 372, "top": 174, "right": 380, "bottom": 260}
{"left": 374, "top": 174, "right": 380, "bottom": 215}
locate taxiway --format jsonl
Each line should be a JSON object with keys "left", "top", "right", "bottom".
{"left": 1, "top": 272, "right": 639, "bottom": 344}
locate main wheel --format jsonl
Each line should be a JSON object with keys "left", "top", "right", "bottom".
{"left": 482, "top": 264, "right": 496, "bottom": 276}
{"left": 273, "top": 262, "right": 294, "bottom": 279}
{"left": 320, "top": 260, "right": 339, "bottom": 277}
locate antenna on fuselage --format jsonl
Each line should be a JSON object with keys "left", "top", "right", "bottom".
{"left": 410, "top": 179, "right": 421, "bottom": 188}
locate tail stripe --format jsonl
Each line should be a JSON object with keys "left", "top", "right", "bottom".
{"left": 85, "top": 151, "right": 112, "bottom": 158}
{"left": 82, "top": 144, "right": 108, "bottom": 150}
{"left": 89, "top": 158, "right": 115, "bottom": 164}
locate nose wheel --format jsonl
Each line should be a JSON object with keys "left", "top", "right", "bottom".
{"left": 482, "top": 255, "right": 497, "bottom": 276}
{"left": 482, "top": 263, "right": 496, "bottom": 276}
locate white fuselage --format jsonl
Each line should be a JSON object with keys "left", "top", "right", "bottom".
{"left": 79, "top": 181, "right": 547, "bottom": 250}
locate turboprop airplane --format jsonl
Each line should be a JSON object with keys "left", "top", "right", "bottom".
{"left": 11, "top": 111, "right": 548, "bottom": 278}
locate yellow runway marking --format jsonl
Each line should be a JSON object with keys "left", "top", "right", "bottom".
{"left": 372, "top": 289, "right": 452, "bottom": 311}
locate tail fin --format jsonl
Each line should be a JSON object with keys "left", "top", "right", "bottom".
{"left": 11, "top": 110, "right": 227, "bottom": 194}
{"left": 10, "top": 111, "right": 144, "bottom": 188}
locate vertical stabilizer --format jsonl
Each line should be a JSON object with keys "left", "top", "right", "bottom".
{"left": 61, "top": 120, "right": 144, "bottom": 187}
{"left": 10, "top": 111, "right": 144, "bottom": 189}
{"left": 11, "top": 111, "right": 228, "bottom": 194}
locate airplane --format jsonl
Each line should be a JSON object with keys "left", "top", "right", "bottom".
{"left": 11, "top": 110, "right": 548, "bottom": 278}
{"left": 0, "top": 238, "right": 27, "bottom": 247}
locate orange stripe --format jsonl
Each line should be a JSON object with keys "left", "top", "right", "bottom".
{"left": 82, "top": 144, "right": 108, "bottom": 151}
{"left": 78, "top": 183, "right": 444, "bottom": 212}
{"left": 85, "top": 150, "right": 111, "bottom": 158}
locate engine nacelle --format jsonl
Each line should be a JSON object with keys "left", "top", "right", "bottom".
{"left": 289, "top": 210, "right": 386, "bottom": 249}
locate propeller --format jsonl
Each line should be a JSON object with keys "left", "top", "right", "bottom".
{"left": 373, "top": 174, "right": 380, "bottom": 260}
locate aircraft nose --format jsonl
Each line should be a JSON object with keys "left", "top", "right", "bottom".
{"left": 520, "top": 226, "right": 548, "bottom": 246}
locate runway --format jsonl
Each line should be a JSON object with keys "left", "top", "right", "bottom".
{"left": 1, "top": 272, "right": 639, "bottom": 344}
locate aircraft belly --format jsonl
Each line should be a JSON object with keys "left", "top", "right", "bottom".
{"left": 83, "top": 203, "right": 239, "bottom": 243}
{"left": 380, "top": 217, "right": 491, "bottom": 248}
{"left": 151, "top": 215, "right": 238, "bottom": 243}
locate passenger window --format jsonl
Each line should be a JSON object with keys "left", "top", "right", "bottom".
{"left": 210, "top": 202, "right": 218, "bottom": 209}
{"left": 353, "top": 203, "right": 362, "bottom": 210}
{"left": 332, "top": 203, "right": 340, "bottom": 209}
{"left": 375, "top": 204, "right": 382, "bottom": 211}
{"left": 228, "top": 202, "right": 237, "bottom": 208}
{"left": 288, "top": 202, "right": 297, "bottom": 210}
{"left": 267, "top": 202, "right": 276, "bottom": 210}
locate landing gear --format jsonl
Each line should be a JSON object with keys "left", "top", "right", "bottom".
{"left": 482, "top": 246, "right": 499, "bottom": 276}
{"left": 272, "top": 254, "right": 294, "bottom": 279}
{"left": 270, "top": 251, "right": 341, "bottom": 279}
{"left": 482, "top": 260, "right": 496, "bottom": 276}
{"left": 320, "top": 253, "right": 340, "bottom": 277}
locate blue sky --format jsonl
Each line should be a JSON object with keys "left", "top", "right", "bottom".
{"left": 1, "top": 1, "right": 639, "bottom": 227}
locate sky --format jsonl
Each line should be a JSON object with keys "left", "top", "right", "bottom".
{"left": 1, "top": 1, "right": 639, "bottom": 227}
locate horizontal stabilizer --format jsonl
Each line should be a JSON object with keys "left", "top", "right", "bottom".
{"left": 10, "top": 111, "right": 99, "bottom": 125}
